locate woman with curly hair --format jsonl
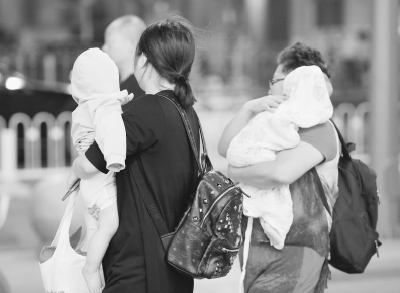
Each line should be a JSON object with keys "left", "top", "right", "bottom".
{"left": 219, "top": 42, "right": 339, "bottom": 293}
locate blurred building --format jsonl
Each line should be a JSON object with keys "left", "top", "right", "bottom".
{"left": 0, "top": 0, "right": 374, "bottom": 98}
{"left": 0, "top": 0, "right": 380, "bottom": 143}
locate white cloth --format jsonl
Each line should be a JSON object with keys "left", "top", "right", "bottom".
{"left": 39, "top": 189, "right": 104, "bottom": 293}
{"left": 227, "top": 65, "right": 333, "bottom": 250}
{"left": 71, "top": 47, "right": 127, "bottom": 172}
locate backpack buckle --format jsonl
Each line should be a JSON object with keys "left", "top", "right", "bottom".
{"left": 346, "top": 142, "right": 356, "bottom": 153}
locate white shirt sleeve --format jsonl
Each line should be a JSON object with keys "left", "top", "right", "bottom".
{"left": 88, "top": 97, "right": 126, "bottom": 172}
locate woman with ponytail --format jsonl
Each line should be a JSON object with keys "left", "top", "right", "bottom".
{"left": 71, "top": 17, "right": 198, "bottom": 293}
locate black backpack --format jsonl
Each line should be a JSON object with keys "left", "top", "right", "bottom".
{"left": 135, "top": 92, "right": 246, "bottom": 279}
{"left": 315, "top": 120, "right": 382, "bottom": 274}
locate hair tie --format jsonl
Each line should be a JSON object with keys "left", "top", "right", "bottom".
{"left": 176, "top": 75, "right": 187, "bottom": 83}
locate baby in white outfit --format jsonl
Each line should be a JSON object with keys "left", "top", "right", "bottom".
{"left": 227, "top": 65, "right": 333, "bottom": 250}
{"left": 71, "top": 48, "right": 131, "bottom": 293}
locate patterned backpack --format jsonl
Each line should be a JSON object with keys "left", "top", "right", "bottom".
{"left": 135, "top": 92, "right": 247, "bottom": 279}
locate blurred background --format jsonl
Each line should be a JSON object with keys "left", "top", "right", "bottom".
{"left": 0, "top": 0, "right": 399, "bottom": 292}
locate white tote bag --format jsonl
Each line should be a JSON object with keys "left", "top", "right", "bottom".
{"left": 39, "top": 190, "right": 91, "bottom": 293}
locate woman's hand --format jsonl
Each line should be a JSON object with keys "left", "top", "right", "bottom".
{"left": 243, "top": 95, "right": 288, "bottom": 115}
{"left": 66, "top": 169, "right": 79, "bottom": 189}
{"left": 218, "top": 95, "right": 288, "bottom": 157}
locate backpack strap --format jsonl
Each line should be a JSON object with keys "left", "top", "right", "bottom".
{"left": 312, "top": 120, "right": 348, "bottom": 220}
{"left": 133, "top": 92, "right": 211, "bottom": 244}
{"left": 311, "top": 167, "right": 332, "bottom": 218}
{"left": 329, "top": 119, "right": 352, "bottom": 160}
{"left": 157, "top": 92, "right": 213, "bottom": 174}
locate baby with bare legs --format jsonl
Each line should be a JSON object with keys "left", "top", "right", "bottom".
{"left": 69, "top": 48, "right": 131, "bottom": 292}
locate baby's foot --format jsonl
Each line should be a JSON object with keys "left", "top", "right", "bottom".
{"left": 82, "top": 265, "right": 103, "bottom": 293}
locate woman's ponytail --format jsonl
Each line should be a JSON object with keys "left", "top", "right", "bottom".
{"left": 174, "top": 75, "right": 195, "bottom": 108}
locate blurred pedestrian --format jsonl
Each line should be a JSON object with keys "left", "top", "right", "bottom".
{"left": 219, "top": 42, "right": 339, "bottom": 293}
{"left": 102, "top": 15, "right": 146, "bottom": 106}
{"left": 72, "top": 16, "right": 199, "bottom": 293}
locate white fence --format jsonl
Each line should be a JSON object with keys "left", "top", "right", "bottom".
{"left": 0, "top": 111, "right": 77, "bottom": 181}
{"left": 332, "top": 101, "right": 371, "bottom": 162}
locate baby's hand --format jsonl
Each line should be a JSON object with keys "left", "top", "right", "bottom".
{"left": 117, "top": 93, "right": 134, "bottom": 105}
{"left": 108, "top": 163, "right": 124, "bottom": 172}
{"left": 243, "top": 95, "right": 288, "bottom": 115}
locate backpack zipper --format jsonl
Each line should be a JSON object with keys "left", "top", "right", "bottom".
{"left": 200, "top": 185, "right": 240, "bottom": 228}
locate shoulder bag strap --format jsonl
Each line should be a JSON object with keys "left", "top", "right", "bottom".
{"left": 157, "top": 92, "right": 213, "bottom": 174}
{"left": 311, "top": 167, "right": 332, "bottom": 217}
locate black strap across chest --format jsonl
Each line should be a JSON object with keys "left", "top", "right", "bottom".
{"left": 134, "top": 92, "right": 211, "bottom": 239}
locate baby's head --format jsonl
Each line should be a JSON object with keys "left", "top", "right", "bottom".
{"left": 71, "top": 48, "right": 120, "bottom": 103}
{"left": 273, "top": 42, "right": 333, "bottom": 97}
{"left": 278, "top": 65, "right": 333, "bottom": 128}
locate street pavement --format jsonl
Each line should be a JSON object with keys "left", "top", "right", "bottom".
{"left": 0, "top": 238, "right": 399, "bottom": 293}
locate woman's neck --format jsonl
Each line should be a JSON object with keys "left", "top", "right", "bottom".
{"left": 142, "top": 70, "right": 175, "bottom": 95}
{"left": 118, "top": 62, "right": 134, "bottom": 83}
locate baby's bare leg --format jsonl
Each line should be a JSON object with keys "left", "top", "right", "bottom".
{"left": 82, "top": 202, "right": 118, "bottom": 293}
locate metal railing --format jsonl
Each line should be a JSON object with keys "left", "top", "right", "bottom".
{"left": 0, "top": 102, "right": 374, "bottom": 178}
{"left": 333, "top": 101, "right": 371, "bottom": 162}
{"left": 0, "top": 111, "right": 77, "bottom": 181}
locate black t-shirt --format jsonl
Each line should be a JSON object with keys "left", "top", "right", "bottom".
{"left": 120, "top": 74, "right": 145, "bottom": 111}
{"left": 85, "top": 90, "right": 197, "bottom": 293}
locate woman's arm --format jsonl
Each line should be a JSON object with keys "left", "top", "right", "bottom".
{"left": 218, "top": 107, "right": 252, "bottom": 158}
{"left": 218, "top": 95, "right": 287, "bottom": 157}
{"left": 228, "top": 141, "right": 324, "bottom": 189}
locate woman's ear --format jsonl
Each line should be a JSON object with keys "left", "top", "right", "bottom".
{"left": 323, "top": 73, "right": 333, "bottom": 97}
{"left": 134, "top": 53, "right": 149, "bottom": 82}
{"left": 138, "top": 53, "right": 148, "bottom": 68}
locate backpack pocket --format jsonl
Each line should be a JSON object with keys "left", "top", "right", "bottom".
{"left": 330, "top": 216, "right": 380, "bottom": 273}
{"left": 201, "top": 242, "right": 239, "bottom": 279}
{"left": 167, "top": 220, "right": 211, "bottom": 277}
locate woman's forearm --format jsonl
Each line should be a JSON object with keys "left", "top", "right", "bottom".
{"left": 228, "top": 142, "right": 325, "bottom": 189}
{"left": 72, "top": 154, "right": 100, "bottom": 180}
{"left": 228, "top": 163, "right": 283, "bottom": 190}
{"left": 218, "top": 107, "right": 252, "bottom": 157}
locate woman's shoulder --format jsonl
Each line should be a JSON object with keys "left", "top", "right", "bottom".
{"left": 298, "top": 121, "right": 335, "bottom": 136}
{"left": 298, "top": 121, "right": 338, "bottom": 163}
{"left": 123, "top": 94, "right": 163, "bottom": 116}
